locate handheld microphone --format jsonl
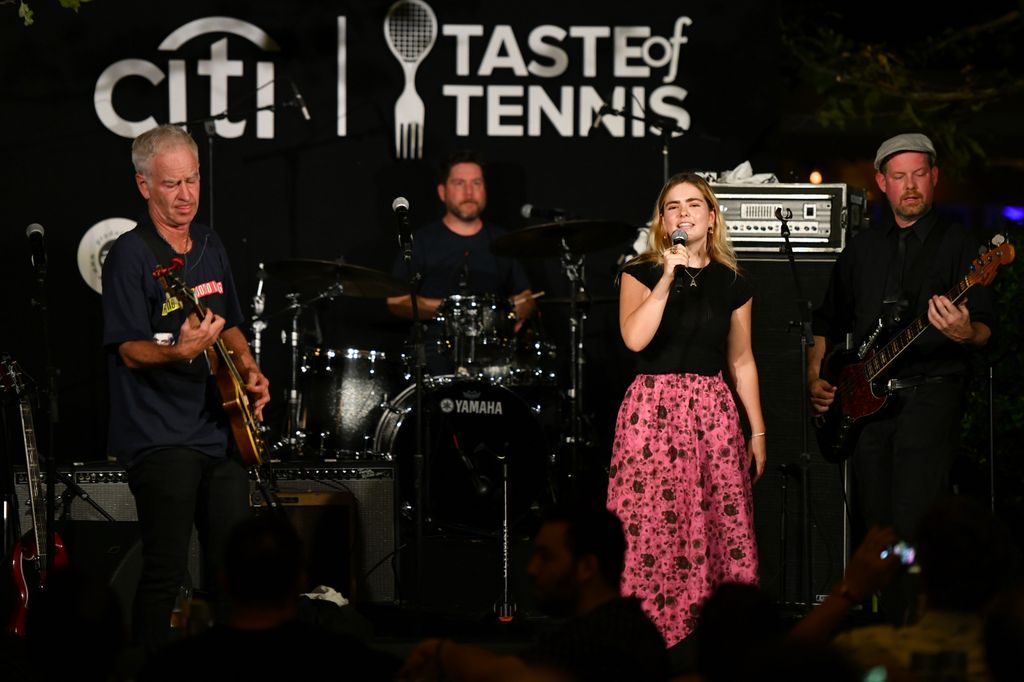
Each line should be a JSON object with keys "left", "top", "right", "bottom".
{"left": 289, "top": 79, "right": 311, "bottom": 121}
{"left": 670, "top": 228, "right": 688, "bottom": 293}
{"left": 521, "top": 204, "right": 568, "bottom": 221}
{"left": 392, "top": 196, "right": 412, "bottom": 252}
{"left": 26, "top": 223, "right": 46, "bottom": 276}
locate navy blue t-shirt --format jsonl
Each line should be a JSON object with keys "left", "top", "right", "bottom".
{"left": 390, "top": 220, "right": 530, "bottom": 299}
{"left": 102, "top": 217, "right": 245, "bottom": 468}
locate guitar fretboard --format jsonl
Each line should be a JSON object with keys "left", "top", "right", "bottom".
{"left": 864, "top": 274, "right": 972, "bottom": 382}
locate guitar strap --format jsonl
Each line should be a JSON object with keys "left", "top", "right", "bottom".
{"left": 131, "top": 218, "right": 176, "bottom": 265}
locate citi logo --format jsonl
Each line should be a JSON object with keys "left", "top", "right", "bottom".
{"left": 94, "top": 17, "right": 293, "bottom": 140}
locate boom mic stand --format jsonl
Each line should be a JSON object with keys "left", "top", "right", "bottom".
{"left": 170, "top": 83, "right": 309, "bottom": 230}
{"left": 594, "top": 101, "right": 684, "bottom": 184}
{"left": 776, "top": 207, "right": 815, "bottom": 612}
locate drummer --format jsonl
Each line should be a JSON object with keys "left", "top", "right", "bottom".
{"left": 386, "top": 149, "right": 537, "bottom": 373}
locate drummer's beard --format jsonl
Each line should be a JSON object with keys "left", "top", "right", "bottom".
{"left": 451, "top": 199, "right": 484, "bottom": 222}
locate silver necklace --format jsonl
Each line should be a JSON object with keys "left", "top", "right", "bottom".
{"left": 683, "top": 264, "right": 707, "bottom": 287}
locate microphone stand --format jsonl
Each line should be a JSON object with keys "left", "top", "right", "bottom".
{"left": 27, "top": 256, "right": 59, "bottom": 573}
{"left": 776, "top": 207, "right": 815, "bottom": 612}
{"left": 595, "top": 104, "right": 684, "bottom": 184}
{"left": 398, "top": 231, "right": 427, "bottom": 627}
{"left": 170, "top": 90, "right": 308, "bottom": 230}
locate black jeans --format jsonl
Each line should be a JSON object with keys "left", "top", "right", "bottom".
{"left": 851, "top": 380, "right": 964, "bottom": 623}
{"left": 126, "top": 447, "right": 250, "bottom": 653}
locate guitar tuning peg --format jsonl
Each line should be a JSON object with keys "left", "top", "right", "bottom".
{"left": 991, "top": 233, "right": 1006, "bottom": 246}
{"left": 977, "top": 245, "right": 989, "bottom": 255}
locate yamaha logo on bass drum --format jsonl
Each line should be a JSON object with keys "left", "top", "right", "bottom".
{"left": 439, "top": 395, "right": 504, "bottom": 415}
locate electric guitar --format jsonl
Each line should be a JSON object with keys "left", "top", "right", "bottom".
{"left": 3, "top": 357, "right": 69, "bottom": 636}
{"left": 814, "top": 235, "right": 1015, "bottom": 463}
{"left": 152, "top": 259, "right": 267, "bottom": 468}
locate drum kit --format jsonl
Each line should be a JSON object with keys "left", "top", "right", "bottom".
{"left": 254, "top": 218, "right": 636, "bottom": 537}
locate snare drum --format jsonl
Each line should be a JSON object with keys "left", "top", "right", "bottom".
{"left": 298, "top": 347, "right": 400, "bottom": 458}
{"left": 373, "top": 377, "right": 557, "bottom": 534}
{"left": 435, "top": 294, "right": 515, "bottom": 375}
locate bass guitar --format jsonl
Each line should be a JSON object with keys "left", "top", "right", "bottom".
{"left": 3, "top": 356, "right": 69, "bottom": 636}
{"left": 152, "top": 259, "right": 267, "bottom": 468}
{"left": 814, "top": 235, "right": 1014, "bottom": 463}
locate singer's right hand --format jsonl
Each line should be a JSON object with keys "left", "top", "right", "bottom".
{"left": 661, "top": 246, "right": 689, "bottom": 282}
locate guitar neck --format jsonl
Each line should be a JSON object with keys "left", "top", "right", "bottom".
{"left": 19, "top": 399, "right": 46, "bottom": 565}
{"left": 864, "top": 275, "right": 973, "bottom": 382}
{"left": 180, "top": 286, "right": 246, "bottom": 385}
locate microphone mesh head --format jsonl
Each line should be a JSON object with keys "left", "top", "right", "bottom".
{"left": 671, "top": 228, "right": 687, "bottom": 245}
{"left": 26, "top": 223, "right": 45, "bottom": 237}
{"left": 520, "top": 204, "right": 533, "bottom": 219}
{"left": 392, "top": 196, "right": 410, "bottom": 211}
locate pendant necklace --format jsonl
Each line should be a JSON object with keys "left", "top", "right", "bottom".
{"left": 683, "top": 263, "right": 707, "bottom": 287}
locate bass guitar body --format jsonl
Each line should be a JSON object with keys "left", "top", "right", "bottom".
{"left": 814, "top": 348, "right": 889, "bottom": 464}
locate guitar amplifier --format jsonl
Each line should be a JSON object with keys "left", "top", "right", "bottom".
{"left": 14, "top": 461, "right": 398, "bottom": 604}
{"left": 251, "top": 461, "right": 397, "bottom": 603}
{"left": 12, "top": 463, "right": 202, "bottom": 625}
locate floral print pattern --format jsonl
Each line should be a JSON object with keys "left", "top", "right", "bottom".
{"left": 607, "top": 372, "right": 759, "bottom": 646}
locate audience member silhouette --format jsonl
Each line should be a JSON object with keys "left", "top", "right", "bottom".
{"left": 0, "top": 567, "right": 128, "bottom": 682}
{"left": 685, "top": 582, "right": 787, "bottom": 682}
{"left": 138, "top": 512, "right": 400, "bottom": 680}
{"left": 791, "top": 495, "right": 1020, "bottom": 681}
{"left": 983, "top": 583, "right": 1024, "bottom": 682}
{"left": 399, "top": 503, "right": 671, "bottom": 681}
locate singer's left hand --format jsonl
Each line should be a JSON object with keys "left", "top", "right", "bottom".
{"left": 748, "top": 436, "right": 766, "bottom": 484}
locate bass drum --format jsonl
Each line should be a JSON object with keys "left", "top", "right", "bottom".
{"left": 373, "top": 377, "right": 558, "bottom": 535}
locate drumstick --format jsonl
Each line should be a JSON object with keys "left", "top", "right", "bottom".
{"left": 511, "top": 290, "right": 545, "bottom": 305}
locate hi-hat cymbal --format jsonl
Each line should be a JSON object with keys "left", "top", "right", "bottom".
{"left": 490, "top": 219, "right": 638, "bottom": 258}
{"left": 264, "top": 259, "right": 407, "bottom": 298}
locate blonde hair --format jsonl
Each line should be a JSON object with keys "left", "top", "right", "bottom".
{"left": 628, "top": 172, "right": 739, "bottom": 274}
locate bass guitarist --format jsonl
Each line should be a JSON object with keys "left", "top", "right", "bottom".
{"left": 101, "top": 124, "right": 270, "bottom": 655}
{"left": 806, "top": 133, "right": 993, "bottom": 624}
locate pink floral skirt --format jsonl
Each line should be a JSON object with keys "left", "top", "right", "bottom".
{"left": 606, "top": 373, "right": 759, "bottom": 646}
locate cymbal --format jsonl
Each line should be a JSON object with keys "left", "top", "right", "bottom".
{"left": 263, "top": 259, "right": 407, "bottom": 298}
{"left": 490, "top": 219, "right": 638, "bottom": 258}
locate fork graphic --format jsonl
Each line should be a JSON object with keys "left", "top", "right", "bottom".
{"left": 384, "top": 0, "right": 438, "bottom": 160}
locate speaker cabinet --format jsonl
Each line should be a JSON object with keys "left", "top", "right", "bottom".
{"left": 742, "top": 258, "right": 849, "bottom": 606}
{"left": 251, "top": 462, "right": 397, "bottom": 603}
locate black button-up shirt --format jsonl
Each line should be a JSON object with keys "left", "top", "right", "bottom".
{"left": 812, "top": 209, "right": 994, "bottom": 379}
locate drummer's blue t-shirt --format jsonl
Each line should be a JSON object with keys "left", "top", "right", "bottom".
{"left": 390, "top": 220, "right": 530, "bottom": 299}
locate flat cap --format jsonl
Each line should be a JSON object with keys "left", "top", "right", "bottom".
{"left": 874, "top": 133, "right": 936, "bottom": 170}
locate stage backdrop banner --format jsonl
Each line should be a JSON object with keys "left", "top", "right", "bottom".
{"left": 0, "top": 1, "right": 781, "bottom": 463}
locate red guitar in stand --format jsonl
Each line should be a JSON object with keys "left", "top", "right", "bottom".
{"left": 3, "top": 356, "right": 69, "bottom": 635}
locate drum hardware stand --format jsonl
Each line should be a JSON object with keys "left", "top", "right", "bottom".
{"left": 269, "top": 284, "right": 343, "bottom": 459}
{"left": 250, "top": 262, "right": 267, "bottom": 367}
{"left": 559, "top": 242, "right": 590, "bottom": 496}
{"left": 777, "top": 207, "right": 816, "bottom": 612}
{"left": 495, "top": 451, "right": 516, "bottom": 622}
